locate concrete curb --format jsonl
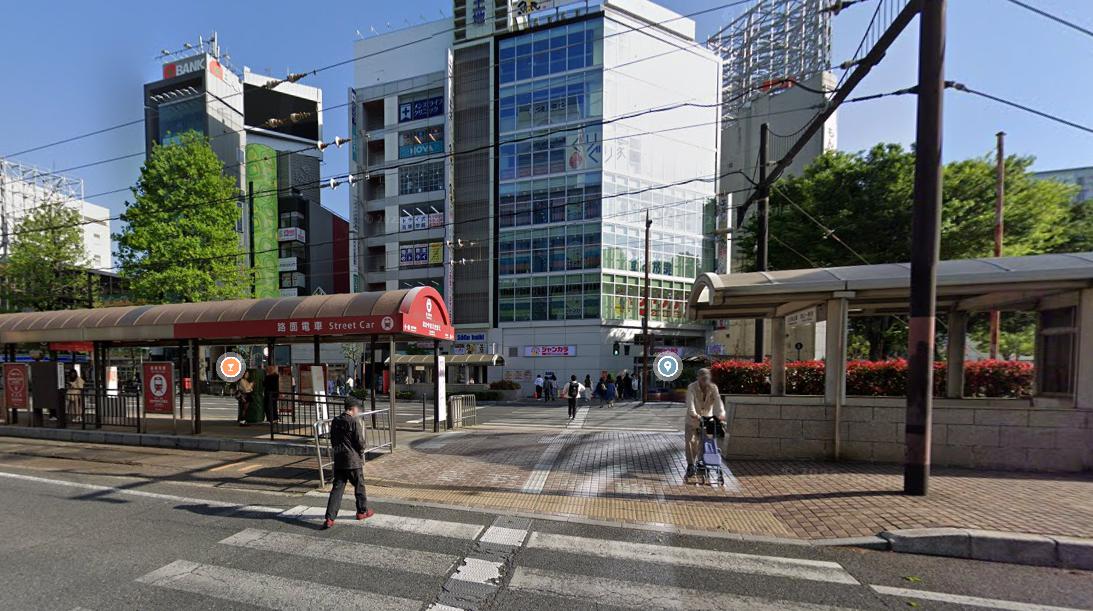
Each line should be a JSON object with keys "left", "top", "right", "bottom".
{"left": 850, "top": 528, "right": 1093, "bottom": 570}
{"left": 0, "top": 426, "right": 314, "bottom": 457}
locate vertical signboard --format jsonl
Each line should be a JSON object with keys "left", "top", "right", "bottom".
{"left": 436, "top": 355, "right": 447, "bottom": 427}
{"left": 106, "top": 366, "right": 119, "bottom": 397}
{"left": 143, "top": 362, "right": 175, "bottom": 415}
{"left": 298, "top": 364, "right": 329, "bottom": 421}
{"left": 444, "top": 48, "right": 456, "bottom": 318}
{"left": 4, "top": 364, "right": 29, "bottom": 411}
{"left": 246, "top": 143, "right": 280, "bottom": 298}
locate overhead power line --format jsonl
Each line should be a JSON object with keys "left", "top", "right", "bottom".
{"left": 949, "top": 82, "right": 1093, "bottom": 136}
{"left": 4, "top": 0, "right": 753, "bottom": 158}
{"left": 1004, "top": 0, "right": 1093, "bottom": 40}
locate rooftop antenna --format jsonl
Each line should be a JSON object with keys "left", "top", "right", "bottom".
{"left": 355, "top": 29, "right": 364, "bottom": 40}
{"left": 210, "top": 31, "right": 219, "bottom": 58}
{"left": 370, "top": 25, "right": 378, "bottom": 35}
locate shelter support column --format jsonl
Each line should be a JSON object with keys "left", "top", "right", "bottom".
{"left": 266, "top": 338, "right": 275, "bottom": 366}
{"left": 190, "top": 340, "right": 201, "bottom": 435}
{"left": 388, "top": 338, "right": 396, "bottom": 450}
{"left": 93, "top": 342, "right": 103, "bottom": 429}
{"left": 369, "top": 338, "right": 376, "bottom": 412}
{"left": 824, "top": 296, "right": 850, "bottom": 459}
{"left": 1076, "top": 288, "right": 1093, "bottom": 408}
{"left": 176, "top": 343, "right": 185, "bottom": 424}
{"left": 946, "top": 309, "right": 967, "bottom": 399}
{"left": 433, "top": 340, "right": 441, "bottom": 433}
{"left": 770, "top": 317, "right": 787, "bottom": 396}
{"left": 313, "top": 336, "right": 320, "bottom": 366}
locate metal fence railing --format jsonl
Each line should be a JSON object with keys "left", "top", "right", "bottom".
{"left": 270, "top": 392, "right": 332, "bottom": 439}
{"left": 72, "top": 389, "right": 143, "bottom": 431}
{"left": 312, "top": 408, "right": 393, "bottom": 488}
{"left": 448, "top": 394, "right": 477, "bottom": 428}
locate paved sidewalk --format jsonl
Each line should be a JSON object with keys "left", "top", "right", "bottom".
{"left": 365, "top": 423, "right": 1093, "bottom": 540}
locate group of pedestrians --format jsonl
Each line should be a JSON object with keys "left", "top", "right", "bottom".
{"left": 233, "top": 365, "right": 282, "bottom": 426}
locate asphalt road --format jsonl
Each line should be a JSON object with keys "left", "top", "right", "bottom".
{"left": 0, "top": 468, "right": 1089, "bottom": 610}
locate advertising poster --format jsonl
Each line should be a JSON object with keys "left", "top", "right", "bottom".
{"left": 106, "top": 366, "right": 119, "bottom": 397}
{"left": 278, "top": 365, "right": 294, "bottom": 416}
{"left": 398, "top": 96, "right": 443, "bottom": 123}
{"left": 414, "top": 214, "right": 428, "bottom": 230}
{"left": 428, "top": 242, "right": 443, "bottom": 265}
{"left": 414, "top": 244, "right": 429, "bottom": 265}
{"left": 246, "top": 143, "right": 280, "bottom": 298}
{"left": 400, "top": 246, "right": 415, "bottom": 266}
{"left": 400, "top": 216, "right": 414, "bottom": 232}
{"left": 3, "top": 364, "right": 29, "bottom": 410}
{"left": 143, "top": 362, "right": 175, "bottom": 415}
{"left": 298, "top": 364, "right": 329, "bottom": 421}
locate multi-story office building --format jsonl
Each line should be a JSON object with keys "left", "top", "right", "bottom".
{"left": 0, "top": 158, "right": 112, "bottom": 269}
{"left": 143, "top": 36, "right": 349, "bottom": 299}
{"left": 349, "top": 19, "right": 453, "bottom": 298}
{"left": 1033, "top": 166, "right": 1093, "bottom": 203}
{"left": 351, "top": 1, "right": 720, "bottom": 388}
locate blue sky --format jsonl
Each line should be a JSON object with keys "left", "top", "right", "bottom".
{"left": 0, "top": 0, "right": 1089, "bottom": 235}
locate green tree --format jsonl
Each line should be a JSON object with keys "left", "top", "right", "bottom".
{"left": 116, "top": 131, "right": 249, "bottom": 303}
{"left": 736, "top": 143, "right": 1084, "bottom": 359}
{"left": 7, "top": 199, "right": 90, "bottom": 311}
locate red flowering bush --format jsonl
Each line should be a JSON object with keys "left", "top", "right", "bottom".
{"left": 711, "top": 359, "right": 1033, "bottom": 397}
{"left": 964, "top": 359, "right": 1034, "bottom": 398}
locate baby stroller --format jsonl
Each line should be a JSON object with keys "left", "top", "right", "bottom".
{"left": 695, "top": 416, "right": 727, "bottom": 486}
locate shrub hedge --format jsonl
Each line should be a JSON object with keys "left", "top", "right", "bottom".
{"left": 710, "top": 358, "right": 1033, "bottom": 398}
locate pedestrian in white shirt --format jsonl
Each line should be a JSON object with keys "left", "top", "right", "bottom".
{"left": 684, "top": 368, "right": 727, "bottom": 478}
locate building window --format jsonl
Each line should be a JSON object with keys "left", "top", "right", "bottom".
{"left": 279, "top": 211, "right": 305, "bottom": 228}
{"left": 398, "top": 125, "right": 444, "bottom": 159}
{"left": 398, "top": 161, "right": 444, "bottom": 195}
{"left": 1038, "top": 307, "right": 1077, "bottom": 395}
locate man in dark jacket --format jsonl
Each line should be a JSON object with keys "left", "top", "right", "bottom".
{"left": 322, "top": 397, "right": 374, "bottom": 528}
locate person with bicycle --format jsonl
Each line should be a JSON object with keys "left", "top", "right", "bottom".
{"left": 684, "top": 368, "right": 727, "bottom": 479}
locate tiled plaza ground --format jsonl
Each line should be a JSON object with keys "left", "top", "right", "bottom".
{"left": 363, "top": 402, "right": 1093, "bottom": 540}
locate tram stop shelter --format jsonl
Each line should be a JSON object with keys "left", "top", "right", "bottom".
{"left": 0, "top": 287, "right": 454, "bottom": 450}
{"left": 688, "top": 253, "right": 1093, "bottom": 473}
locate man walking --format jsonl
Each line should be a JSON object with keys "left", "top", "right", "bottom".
{"left": 562, "top": 375, "right": 584, "bottom": 420}
{"left": 323, "top": 397, "right": 374, "bottom": 529}
{"left": 534, "top": 374, "right": 544, "bottom": 400}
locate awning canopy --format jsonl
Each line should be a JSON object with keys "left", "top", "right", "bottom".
{"left": 689, "top": 253, "right": 1093, "bottom": 320}
{"left": 0, "top": 287, "right": 454, "bottom": 345}
{"left": 386, "top": 354, "right": 505, "bottom": 366}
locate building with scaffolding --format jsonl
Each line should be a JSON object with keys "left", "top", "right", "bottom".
{"left": 706, "top": 0, "right": 838, "bottom": 359}
{"left": 0, "top": 158, "right": 112, "bottom": 269}
{"left": 708, "top": 0, "right": 838, "bottom": 265}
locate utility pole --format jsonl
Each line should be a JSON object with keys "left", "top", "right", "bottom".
{"left": 990, "top": 131, "right": 1005, "bottom": 359}
{"left": 641, "top": 209, "right": 652, "bottom": 404}
{"left": 905, "top": 0, "right": 946, "bottom": 496}
{"left": 754, "top": 122, "right": 770, "bottom": 363}
{"left": 247, "top": 181, "right": 256, "bottom": 297}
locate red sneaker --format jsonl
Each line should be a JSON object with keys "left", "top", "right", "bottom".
{"left": 355, "top": 509, "right": 375, "bottom": 520}
{"left": 322, "top": 519, "right": 334, "bottom": 529}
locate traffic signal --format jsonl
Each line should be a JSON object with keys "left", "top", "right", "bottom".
{"left": 612, "top": 342, "right": 620, "bottom": 356}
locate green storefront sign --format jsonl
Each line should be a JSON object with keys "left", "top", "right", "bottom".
{"left": 246, "top": 144, "right": 280, "bottom": 298}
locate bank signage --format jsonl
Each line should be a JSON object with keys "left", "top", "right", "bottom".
{"left": 398, "top": 96, "right": 444, "bottom": 123}
{"left": 523, "top": 345, "right": 576, "bottom": 357}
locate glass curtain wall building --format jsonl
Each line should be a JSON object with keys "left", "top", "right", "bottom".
{"left": 494, "top": 0, "right": 720, "bottom": 382}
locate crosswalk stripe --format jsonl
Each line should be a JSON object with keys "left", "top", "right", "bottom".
{"left": 508, "top": 567, "right": 852, "bottom": 610}
{"left": 280, "top": 505, "right": 484, "bottom": 539}
{"left": 870, "top": 585, "right": 1088, "bottom": 611}
{"left": 136, "top": 559, "right": 421, "bottom": 611}
{"left": 526, "top": 532, "right": 859, "bottom": 585}
{"left": 219, "top": 528, "right": 457, "bottom": 575}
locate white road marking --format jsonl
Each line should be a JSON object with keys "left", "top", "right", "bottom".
{"left": 509, "top": 567, "right": 852, "bottom": 610}
{"left": 219, "top": 528, "right": 457, "bottom": 575}
{"left": 568, "top": 406, "right": 589, "bottom": 429}
{"left": 280, "top": 505, "right": 484, "bottom": 539}
{"left": 136, "top": 559, "right": 421, "bottom": 610}
{"left": 526, "top": 532, "right": 859, "bottom": 585}
{"left": 450, "top": 558, "right": 503, "bottom": 584}
{"left": 871, "top": 585, "right": 1088, "bottom": 611}
{"left": 0, "top": 471, "right": 283, "bottom": 514}
{"left": 478, "top": 525, "right": 529, "bottom": 547}
{"left": 427, "top": 605, "right": 465, "bottom": 611}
